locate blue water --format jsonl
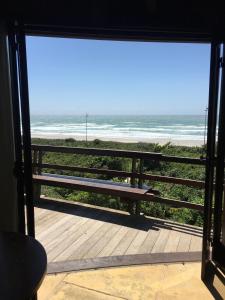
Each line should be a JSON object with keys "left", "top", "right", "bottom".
{"left": 31, "top": 115, "right": 206, "bottom": 142}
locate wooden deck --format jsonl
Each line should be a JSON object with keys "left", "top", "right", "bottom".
{"left": 35, "top": 198, "right": 202, "bottom": 273}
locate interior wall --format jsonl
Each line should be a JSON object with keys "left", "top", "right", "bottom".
{"left": 0, "top": 22, "right": 18, "bottom": 232}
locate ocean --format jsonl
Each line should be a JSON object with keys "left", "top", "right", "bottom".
{"left": 31, "top": 115, "right": 206, "bottom": 144}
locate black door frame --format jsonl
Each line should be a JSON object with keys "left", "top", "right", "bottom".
{"left": 8, "top": 23, "right": 35, "bottom": 237}
{"left": 8, "top": 22, "right": 225, "bottom": 280}
{"left": 201, "top": 42, "right": 221, "bottom": 279}
{"left": 212, "top": 45, "right": 225, "bottom": 269}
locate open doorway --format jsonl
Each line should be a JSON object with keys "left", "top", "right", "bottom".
{"left": 22, "top": 36, "right": 212, "bottom": 270}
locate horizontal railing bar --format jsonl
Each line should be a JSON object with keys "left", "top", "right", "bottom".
{"left": 141, "top": 173, "right": 205, "bottom": 188}
{"left": 34, "top": 162, "right": 205, "bottom": 189}
{"left": 31, "top": 144, "right": 206, "bottom": 165}
{"left": 31, "top": 144, "right": 162, "bottom": 159}
{"left": 33, "top": 163, "right": 132, "bottom": 177}
{"left": 144, "top": 195, "right": 204, "bottom": 211}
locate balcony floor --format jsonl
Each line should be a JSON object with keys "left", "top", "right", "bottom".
{"left": 35, "top": 198, "right": 202, "bottom": 273}
{"left": 38, "top": 263, "right": 214, "bottom": 300}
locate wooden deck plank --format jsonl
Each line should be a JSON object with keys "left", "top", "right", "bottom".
{"left": 43, "top": 205, "right": 101, "bottom": 254}
{"left": 151, "top": 229, "right": 170, "bottom": 253}
{"left": 83, "top": 224, "right": 121, "bottom": 259}
{"left": 35, "top": 212, "right": 65, "bottom": 234}
{"left": 70, "top": 215, "right": 128, "bottom": 259}
{"left": 189, "top": 235, "right": 202, "bottom": 252}
{"left": 40, "top": 214, "right": 79, "bottom": 249}
{"left": 138, "top": 229, "right": 161, "bottom": 254}
{"left": 36, "top": 215, "right": 61, "bottom": 235}
{"left": 47, "top": 217, "right": 93, "bottom": 262}
{"left": 36, "top": 210, "right": 62, "bottom": 225}
{"left": 97, "top": 226, "right": 130, "bottom": 257}
{"left": 34, "top": 207, "right": 46, "bottom": 218}
{"left": 177, "top": 233, "right": 192, "bottom": 252}
{"left": 49, "top": 218, "right": 98, "bottom": 262}
{"left": 125, "top": 230, "right": 148, "bottom": 255}
{"left": 51, "top": 207, "right": 111, "bottom": 262}
{"left": 70, "top": 222, "right": 115, "bottom": 260}
{"left": 35, "top": 209, "right": 56, "bottom": 224}
{"left": 111, "top": 229, "right": 139, "bottom": 256}
{"left": 53, "top": 220, "right": 105, "bottom": 262}
{"left": 164, "top": 230, "right": 181, "bottom": 253}
{"left": 36, "top": 214, "right": 72, "bottom": 240}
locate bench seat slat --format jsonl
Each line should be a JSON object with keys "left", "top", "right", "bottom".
{"left": 33, "top": 175, "right": 154, "bottom": 201}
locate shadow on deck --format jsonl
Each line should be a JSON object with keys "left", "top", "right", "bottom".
{"left": 35, "top": 197, "right": 203, "bottom": 274}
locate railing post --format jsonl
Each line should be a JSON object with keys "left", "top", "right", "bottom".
{"left": 130, "top": 158, "right": 136, "bottom": 187}
{"left": 128, "top": 157, "right": 137, "bottom": 215}
{"left": 37, "top": 150, "right": 43, "bottom": 176}
{"left": 33, "top": 150, "right": 42, "bottom": 202}
{"left": 32, "top": 149, "right": 38, "bottom": 174}
{"left": 138, "top": 158, "right": 143, "bottom": 188}
{"left": 123, "top": 158, "right": 137, "bottom": 214}
{"left": 136, "top": 158, "right": 144, "bottom": 215}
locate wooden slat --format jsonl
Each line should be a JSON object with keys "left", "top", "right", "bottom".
{"left": 164, "top": 230, "right": 181, "bottom": 252}
{"left": 54, "top": 220, "right": 104, "bottom": 262}
{"left": 111, "top": 229, "right": 139, "bottom": 256}
{"left": 143, "top": 195, "right": 204, "bottom": 211}
{"left": 34, "top": 207, "right": 45, "bottom": 218}
{"left": 138, "top": 229, "right": 161, "bottom": 254}
{"left": 34, "top": 207, "right": 48, "bottom": 219}
{"left": 151, "top": 229, "right": 170, "bottom": 253}
{"left": 189, "top": 235, "right": 202, "bottom": 252}
{"left": 41, "top": 214, "right": 77, "bottom": 249}
{"left": 31, "top": 144, "right": 163, "bottom": 160}
{"left": 69, "top": 209, "right": 125, "bottom": 259}
{"left": 43, "top": 206, "right": 96, "bottom": 247}
{"left": 35, "top": 212, "right": 64, "bottom": 235}
{"left": 83, "top": 224, "right": 121, "bottom": 259}
{"left": 35, "top": 207, "right": 61, "bottom": 225}
{"left": 141, "top": 173, "right": 205, "bottom": 188}
{"left": 36, "top": 214, "right": 72, "bottom": 240}
{"left": 47, "top": 218, "right": 95, "bottom": 262}
{"left": 47, "top": 217, "right": 95, "bottom": 262}
{"left": 72, "top": 222, "right": 115, "bottom": 260}
{"left": 125, "top": 230, "right": 148, "bottom": 255}
{"left": 31, "top": 144, "right": 205, "bottom": 165}
{"left": 176, "top": 233, "right": 192, "bottom": 252}
{"left": 97, "top": 226, "right": 130, "bottom": 257}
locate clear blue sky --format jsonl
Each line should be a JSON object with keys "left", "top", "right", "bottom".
{"left": 26, "top": 37, "right": 210, "bottom": 115}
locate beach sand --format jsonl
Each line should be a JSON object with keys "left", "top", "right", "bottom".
{"left": 31, "top": 133, "right": 204, "bottom": 147}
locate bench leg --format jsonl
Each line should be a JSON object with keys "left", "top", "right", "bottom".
{"left": 120, "top": 197, "right": 135, "bottom": 215}
{"left": 135, "top": 200, "right": 141, "bottom": 215}
{"left": 128, "top": 201, "right": 135, "bottom": 215}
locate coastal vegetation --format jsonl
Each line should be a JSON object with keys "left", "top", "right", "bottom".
{"left": 32, "top": 138, "right": 205, "bottom": 227}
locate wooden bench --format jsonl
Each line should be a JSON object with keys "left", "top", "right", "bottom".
{"left": 33, "top": 173, "right": 158, "bottom": 215}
